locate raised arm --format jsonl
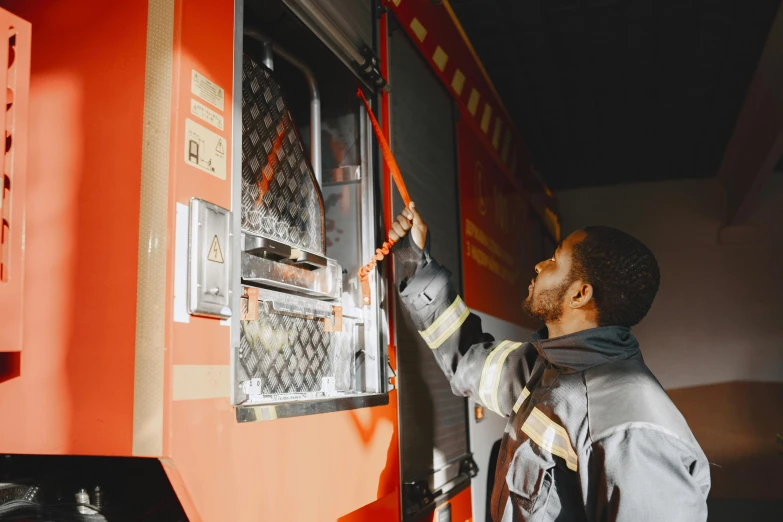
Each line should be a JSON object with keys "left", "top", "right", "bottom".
{"left": 391, "top": 203, "right": 537, "bottom": 417}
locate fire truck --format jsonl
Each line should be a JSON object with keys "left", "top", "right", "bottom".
{"left": 0, "top": 1, "right": 559, "bottom": 520}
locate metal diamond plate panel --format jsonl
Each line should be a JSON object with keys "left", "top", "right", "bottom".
{"left": 241, "top": 54, "right": 324, "bottom": 254}
{"left": 239, "top": 299, "right": 357, "bottom": 395}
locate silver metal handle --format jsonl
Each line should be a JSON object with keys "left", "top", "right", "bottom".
{"left": 263, "top": 298, "right": 332, "bottom": 320}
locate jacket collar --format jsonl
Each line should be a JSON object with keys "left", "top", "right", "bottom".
{"left": 531, "top": 326, "right": 640, "bottom": 373}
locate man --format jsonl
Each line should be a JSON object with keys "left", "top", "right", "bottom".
{"left": 390, "top": 202, "right": 710, "bottom": 522}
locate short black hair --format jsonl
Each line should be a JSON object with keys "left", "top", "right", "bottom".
{"left": 570, "top": 226, "right": 660, "bottom": 327}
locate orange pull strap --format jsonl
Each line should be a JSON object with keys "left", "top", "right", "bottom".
{"left": 357, "top": 89, "right": 411, "bottom": 305}
{"left": 357, "top": 89, "right": 411, "bottom": 208}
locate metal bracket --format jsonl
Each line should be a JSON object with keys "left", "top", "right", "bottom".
{"left": 358, "top": 45, "right": 388, "bottom": 91}
{"left": 402, "top": 481, "right": 437, "bottom": 517}
{"left": 459, "top": 455, "right": 479, "bottom": 479}
{"left": 323, "top": 305, "right": 343, "bottom": 332}
{"left": 241, "top": 287, "right": 259, "bottom": 321}
{"left": 375, "top": 0, "right": 388, "bottom": 18}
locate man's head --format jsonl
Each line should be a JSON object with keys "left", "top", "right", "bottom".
{"left": 522, "top": 226, "right": 660, "bottom": 336}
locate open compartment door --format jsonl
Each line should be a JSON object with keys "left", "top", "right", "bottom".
{"left": 389, "top": 21, "right": 476, "bottom": 520}
{"left": 231, "top": 0, "right": 390, "bottom": 420}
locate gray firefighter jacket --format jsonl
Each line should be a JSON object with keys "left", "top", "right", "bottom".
{"left": 393, "top": 234, "right": 711, "bottom": 522}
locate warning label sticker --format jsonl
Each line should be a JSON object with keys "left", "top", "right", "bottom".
{"left": 191, "top": 98, "right": 225, "bottom": 131}
{"left": 208, "top": 235, "right": 224, "bottom": 263}
{"left": 184, "top": 118, "right": 227, "bottom": 180}
{"left": 191, "top": 70, "right": 225, "bottom": 111}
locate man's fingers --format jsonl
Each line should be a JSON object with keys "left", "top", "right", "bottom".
{"left": 397, "top": 214, "right": 412, "bottom": 231}
{"left": 391, "top": 201, "right": 426, "bottom": 250}
{"left": 391, "top": 221, "right": 406, "bottom": 238}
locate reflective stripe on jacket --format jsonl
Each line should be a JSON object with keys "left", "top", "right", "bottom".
{"left": 394, "top": 234, "right": 711, "bottom": 521}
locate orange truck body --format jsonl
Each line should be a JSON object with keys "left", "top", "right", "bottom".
{"left": 0, "top": 1, "right": 471, "bottom": 520}
{"left": 0, "top": 1, "right": 557, "bottom": 520}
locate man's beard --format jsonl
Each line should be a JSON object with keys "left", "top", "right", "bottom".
{"left": 522, "top": 278, "right": 573, "bottom": 324}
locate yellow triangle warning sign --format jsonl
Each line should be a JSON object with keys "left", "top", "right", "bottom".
{"left": 208, "top": 235, "right": 224, "bottom": 263}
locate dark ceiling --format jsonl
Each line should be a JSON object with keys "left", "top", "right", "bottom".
{"left": 449, "top": 0, "right": 782, "bottom": 190}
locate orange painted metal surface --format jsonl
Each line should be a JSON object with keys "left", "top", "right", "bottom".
{"left": 0, "top": 0, "right": 474, "bottom": 520}
{"left": 446, "top": 487, "right": 473, "bottom": 522}
{"left": 0, "top": 7, "right": 30, "bottom": 360}
{"left": 0, "top": 0, "right": 146, "bottom": 455}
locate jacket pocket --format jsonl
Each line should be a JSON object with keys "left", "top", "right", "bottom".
{"left": 506, "top": 441, "right": 556, "bottom": 521}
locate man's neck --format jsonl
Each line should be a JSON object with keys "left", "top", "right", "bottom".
{"left": 545, "top": 317, "right": 599, "bottom": 339}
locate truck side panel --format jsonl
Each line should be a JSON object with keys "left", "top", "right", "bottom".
{"left": 0, "top": 0, "right": 146, "bottom": 456}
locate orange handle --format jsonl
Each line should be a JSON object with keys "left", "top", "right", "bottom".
{"left": 357, "top": 88, "right": 412, "bottom": 305}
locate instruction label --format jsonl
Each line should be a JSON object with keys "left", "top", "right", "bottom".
{"left": 184, "top": 118, "right": 227, "bottom": 180}
{"left": 191, "top": 70, "right": 225, "bottom": 111}
{"left": 191, "top": 98, "right": 225, "bottom": 131}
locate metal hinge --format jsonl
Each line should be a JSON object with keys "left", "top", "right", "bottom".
{"left": 358, "top": 45, "right": 388, "bottom": 91}
{"left": 459, "top": 455, "right": 479, "bottom": 479}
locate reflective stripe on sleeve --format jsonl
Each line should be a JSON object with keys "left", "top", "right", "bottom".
{"left": 418, "top": 296, "right": 470, "bottom": 349}
{"left": 521, "top": 407, "right": 579, "bottom": 472}
{"left": 512, "top": 387, "right": 530, "bottom": 414}
{"left": 490, "top": 342, "right": 523, "bottom": 414}
{"left": 477, "top": 340, "right": 522, "bottom": 414}
{"left": 477, "top": 341, "right": 509, "bottom": 410}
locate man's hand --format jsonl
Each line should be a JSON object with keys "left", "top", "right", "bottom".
{"left": 389, "top": 201, "right": 427, "bottom": 250}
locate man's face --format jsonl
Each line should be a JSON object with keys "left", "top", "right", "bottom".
{"left": 522, "top": 230, "right": 586, "bottom": 324}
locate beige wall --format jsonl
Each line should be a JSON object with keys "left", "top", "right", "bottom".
{"left": 557, "top": 176, "right": 783, "bottom": 517}
{"left": 668, "top": 382, "right": 783, "bottom": 500}
{"left": 557, "top": 176, "right": 783, "bottom": 389}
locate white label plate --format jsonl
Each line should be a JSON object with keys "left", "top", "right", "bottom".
{"left": 184, "top": 118, "right": 227, "bottom": 180}
{"left": 191, "top": 69, "right": 225, "bottom": 111}
{"left": 191, "top": 98, "right": 225, "bottom": 130}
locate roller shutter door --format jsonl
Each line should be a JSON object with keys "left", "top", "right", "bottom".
{"left": 389, "top": 23, "right": 470, "bottom": 508}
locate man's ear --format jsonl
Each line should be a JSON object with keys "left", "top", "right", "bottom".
{"left": 569, "top": 282, "right": 594, "bottom": 309}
